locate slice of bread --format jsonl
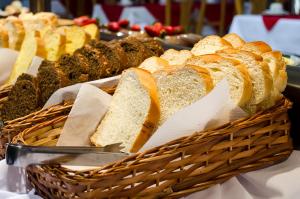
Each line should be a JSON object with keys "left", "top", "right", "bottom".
{"left": 261, "top": 51, "right": 287, "bottom": 92}
{"left": 6, "top": 30, "right": 41, "bottom": 84}
{"left": 0, "top": 25, "right": 9, "bottom": 48}
{"left": 139, "top": 56, "right": 170, "bottom": 73}
{"left": 160, "top": 49, "right": 192, "bottom": 66}
{"left": 43, "top": 29, "right": 66, "bottom": 61}
{"left": 217, "top": 49, "right": 273, "bottom": 105}
{"left": 91, "top": 68, "right": 160, "bottom": 152}
{"left": 3, "top": 17, "right": 25, "bottom": 50}
{"left": 222, "top": 33, "right": 245, "bottom": 48}
{"left": 65, "top": 26, "right": 91, "bottom": 55}
{"left": 154, "top": 66, "right": 213, "bottom": 126}
{"left": 186, "top": 54, "right": 252, "bottom": 107}
{"left": 239, "top": 41, "right": 272, "bottom": 55}
{"left": 83, "top": 23, "right": 99, "bottom": 40}
{"left": 191, "top": 35, "right": 232, "bottom": 56}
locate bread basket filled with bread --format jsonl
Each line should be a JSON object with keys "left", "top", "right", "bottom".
{"left": 2, "top": 33, "right": 294, "bottom": 198}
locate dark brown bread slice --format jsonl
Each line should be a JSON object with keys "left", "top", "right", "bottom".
{"left": 73, "top": 44, "right": 110, "bottom": 80}
{"left": 89, "top": 40, "right": 122, "bottom": 76}
{"left": 140, "top": 38, "right": 164, "bottom": 56}
{"left": 119, "top": 37, "right": 153, "bottom": 68}
{"left": 108, "top": 40, "right": 129, "bottom": 71}
{"left": 57, "top": 54, "right": 88, "bottom": 84}
{"left": 1, "top": 74, "right": 39, "bottom": 121}
{"left": 37, "top": 60, "right": 71, "bottom": 106}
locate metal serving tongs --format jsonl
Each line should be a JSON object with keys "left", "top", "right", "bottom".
{"left": 6, "top": 143, "right": 130, "bottom": 168}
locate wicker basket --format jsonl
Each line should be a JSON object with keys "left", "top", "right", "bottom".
{"left": 17, "top": 98, "right": 292, "bottom": 199}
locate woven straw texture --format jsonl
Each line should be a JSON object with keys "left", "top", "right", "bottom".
{"left": 24, "top": 98, "right": 292, "bottom": 199}
{"left": 0, "top": 102, "right": 72, "bottom": 159}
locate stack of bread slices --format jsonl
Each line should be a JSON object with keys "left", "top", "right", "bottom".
{"left": 91, "top": 33, "right": 287, "bottom": 153}
{"left": 0, "top": 12, "right": 100, "bottom": 85}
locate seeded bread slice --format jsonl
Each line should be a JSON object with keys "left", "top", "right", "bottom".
{"left": 222, "top": 33, "right": 245, "bottom": 48}
{"left": 186, "top": 54, "right": 252, "bottom": 107}
{"left": 191, "top": 35, "right": 232, "bottom": 56}
{"left": 154, "top": 65, "right": 213, "bottom": 126}
{"left": 91, "top": 68, "right": 160, "bottom": 152}
{"left": 139, "top": 56, "right": 170, "bottom": 73}
{"left": 160, "top": 49, "right": 192, "bottom": 66}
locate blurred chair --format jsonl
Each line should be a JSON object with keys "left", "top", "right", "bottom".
{"left": 196, "top": 0, "right": 227, "bottom": 35}
{"left": 165, "top": 0, "right": 193, "bottom": 31}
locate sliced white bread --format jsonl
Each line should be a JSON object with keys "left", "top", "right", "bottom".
{"left": 217, "top": 49, "right": 273, "bottom": 104}
{"left": 139, "top": 56, "right": 170, "bottom": 73}
{"left": 191, "top": 35, "right": 232, "bottom": 56}
{"left": 83, "top": 23, "right": 100, "bottom": 40}
{"left": 239, "top": 41, "right": 272, "bottom": 55}
{"left": 262, "top": 51, "right": 287, "bottom": 92}
{"left": 3, "top": 17, "right": 25, "bottom": 50}
{"left": 160, "top": 49, "right": 193, "bottom": 66}
{"left": 43, "top": 29, "right": 66, "bottom": 61}
{"left": 186, "top": 54, "right": 252, "bottom": 107}
{"left": 91, "top": 68, "right": 160, "bottom": 153}
{"left": 222, "top": 33, "right": 245, "bottom": 48}
{"left": 154, "top": 65, "right": 213, "bottom": 125}
{"left": 65, "top": 26, "right": 91, "bottom": 55}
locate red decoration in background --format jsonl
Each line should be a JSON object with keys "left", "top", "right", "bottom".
{"left": 262, "top": 15, "right": 300, "bottom": 31}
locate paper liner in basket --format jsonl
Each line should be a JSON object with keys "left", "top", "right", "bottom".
{"left": 55, "top": 79, "right": 248, "bottom": 157}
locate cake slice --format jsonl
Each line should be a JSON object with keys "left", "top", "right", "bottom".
{"left": 191, "top": 35, "right": 232, "bottom": 56}
{"left": 65, "top": 26, "right": 91, "bottom": 54}
{"left": 139, "top": 56, "right": 170, "bottom": 73}
{"left": 154, "top": 66, "right": 213, "bottom": 125}
{"left": 160, "top": 49, "right": 192, "bottom": 66}
{"left": 83, "top": 23, "right": 99, "bottom": 40}
{"left": 1, "top": 73, "right": 39, "bottom": 121}
{"left": 186, "top": 54, "right": 252, "bottom": 107}
{"left": 222, "top": 33, "right": 245, "bottom": 48}
{"left": 91, "top": 68, "right": 160, "bottom": 152}
{"left": 43, "top": 29, "right": 66, "bottom": 61}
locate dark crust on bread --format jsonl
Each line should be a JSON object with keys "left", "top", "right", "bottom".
{"left": 140, "top": 38, "right": 164, "bottom": 57}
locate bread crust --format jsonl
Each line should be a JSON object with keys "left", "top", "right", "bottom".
{"left": 240, "top": 41, "right": 272, "bottom": 55}
{"left": 223, "top": 33, "right": 245, "bottom": 48}
{"left": 130, "top": 68, "right": 160, "bottom": 152}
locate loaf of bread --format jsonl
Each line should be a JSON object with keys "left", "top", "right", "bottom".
{"left": 91, "top": 68, "right": 160, "bottom": 152}
{"left": 1, "top": 74, "right": 39, "bottom": 121}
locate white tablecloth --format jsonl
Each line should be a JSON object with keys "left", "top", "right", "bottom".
{"left": 1, "top": 151, "right": 300, "bottom": 198}
{"left": 229, "top": 15, "right": 300, "bottom": 55}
